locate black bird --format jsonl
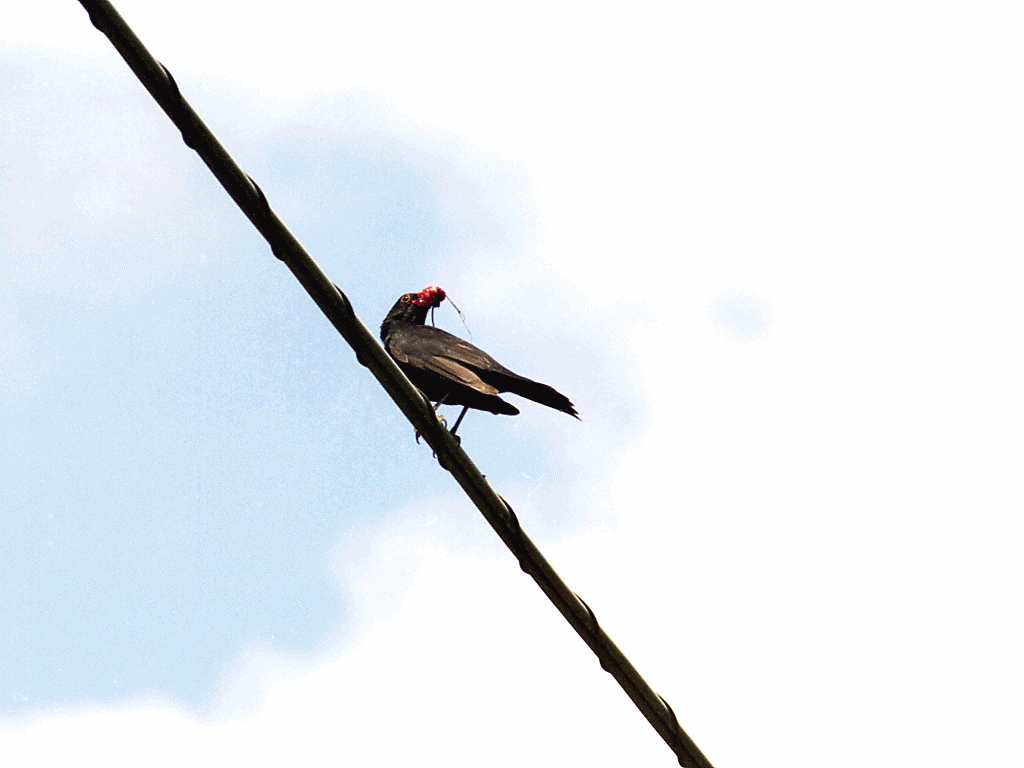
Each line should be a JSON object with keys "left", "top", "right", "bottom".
{"left": 381, "top": 285, "right": 579, "bottom": 437}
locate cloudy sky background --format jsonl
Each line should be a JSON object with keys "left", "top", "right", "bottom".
{"left": 3, "top": 1, "right": 1023, "bottom": 765}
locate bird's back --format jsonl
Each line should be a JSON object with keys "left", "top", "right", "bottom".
{"left": 386, "top": 324, "right": 513, "bottom": 376}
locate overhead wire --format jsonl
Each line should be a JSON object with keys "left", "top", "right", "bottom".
{"left": 74, "top": 2, "right": 715, "bottom": 764}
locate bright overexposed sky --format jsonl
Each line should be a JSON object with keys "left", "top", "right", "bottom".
{"left": 3, "top": 2, "right": 1023, "bottom": 765}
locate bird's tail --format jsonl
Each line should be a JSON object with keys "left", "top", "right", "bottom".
{"left": 488, "top": 397, "right": 521, "bottom": 416}
{"left": 490, "top": 372, "right": 579, "bottom": 419}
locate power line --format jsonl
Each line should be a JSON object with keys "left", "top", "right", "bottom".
{"left": 75, "top": 2, "right": 715, "bottom": 764}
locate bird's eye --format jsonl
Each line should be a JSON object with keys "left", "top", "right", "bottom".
{"left": 400, "top": 294, "right": 412, "bottom": 303}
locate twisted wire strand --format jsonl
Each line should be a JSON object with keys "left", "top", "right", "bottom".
{"left": 76, "top": 2, "right": 714, "bottom": 764}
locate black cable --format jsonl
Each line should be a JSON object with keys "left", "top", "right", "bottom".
{"left": 75, "top": 2, "right": 714, "bottom": 764}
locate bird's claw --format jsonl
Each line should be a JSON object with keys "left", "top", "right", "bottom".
{"left": 417, "top": 427, "right": 461, "bottom": 468}
{"left": 414, "top": 412, "right": 447, "bottom": 444}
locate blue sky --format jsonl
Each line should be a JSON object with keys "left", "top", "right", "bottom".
{"left": 3, "top": 2, "right": 1024, "bottom": 766}
{"left": 2, "top": 48, "right": 618, "bottom": 711}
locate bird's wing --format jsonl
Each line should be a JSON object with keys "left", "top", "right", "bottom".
{"left": 387, "top": 330, "right": 501, "bottom": 395}
{"left": 422, "top": 356, "right": 500, "bottom": 395}
{"left": 399, "top": 326, "right": 514, "bottom": 375}
{"left": 385, "top": 337, "right": 410, "bottom": 363}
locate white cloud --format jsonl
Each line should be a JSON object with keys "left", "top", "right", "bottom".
{"left": 1, "top": 501, "right": 671, "bottom": 765}
{"left": 5, "top": 1, "right": 1024, "bottom": 765}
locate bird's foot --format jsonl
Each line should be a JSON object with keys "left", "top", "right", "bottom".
{"left": 415, "top": 412, "right": 447, "bottom": 444}
{"left": 423, "top": 428, "right": 461, "bottom": 472}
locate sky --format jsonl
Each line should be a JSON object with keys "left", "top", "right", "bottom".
{"left": 2, "top": 1, "right": 1023, "bottom": 765}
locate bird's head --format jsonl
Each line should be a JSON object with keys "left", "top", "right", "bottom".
{"left": 381, "top": 285, "right": 447, "bottom": 334}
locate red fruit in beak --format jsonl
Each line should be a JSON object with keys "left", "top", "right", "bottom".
{"left": 413, "top": 285, "right": 446, "bottom": 308}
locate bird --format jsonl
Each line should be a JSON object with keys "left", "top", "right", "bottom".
{"left": 380, "top": 285, "right": 579, "bottom": 438}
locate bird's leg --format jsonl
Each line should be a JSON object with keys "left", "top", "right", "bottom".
{"left": 415, "top": 393, "right": 450, "bottom": 444}
{"left": 448, "top": 406, "right": 469, "bottom": 443}
{"left": 431, "top": 395, "right": 449, "bottom": 430}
